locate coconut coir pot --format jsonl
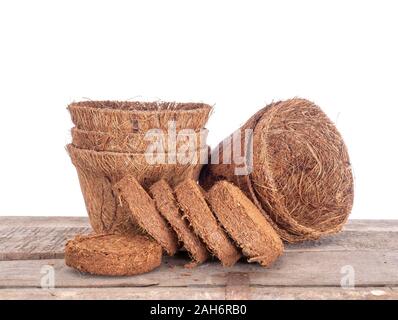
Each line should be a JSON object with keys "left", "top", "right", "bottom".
{"left": 67, "top": 144, "right": 207, "bottom": 234}
{"left": 72, "top": 127, "right": 207, "bottom": 153}
{"left": 201, "top": 98, "right": 354, "bottom": 243}
{"left": 68, "top": 100, "right": 212, "bottom": 132}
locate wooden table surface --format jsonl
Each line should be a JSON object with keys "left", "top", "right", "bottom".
{"left": 0, "top": 217, "right": 397, "bottom": 300}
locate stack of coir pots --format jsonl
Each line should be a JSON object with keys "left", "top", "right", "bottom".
{"left": 67, "top": 101, "right": 211, "bottom": 236}
{"left": 65, "top": 98, "right": 354, "bottom": 276}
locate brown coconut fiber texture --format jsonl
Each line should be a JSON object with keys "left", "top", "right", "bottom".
{"left": 67, "top": 144, "right": 207, "bottom": 235}
{"left": 207, "top": 180, "right": 284, "bottom": 267}
{"left": 251, "top": 98, "right": 354, "bottom": 239}
{"left": 65, "top": 234, "right": 162, "bottom": 276}
{"left": 174, "top": 179, "right": 241, "bottom": 267}
{"left": 199, "top": 108, "right": 305, "bottom": 242}
{"left": 67, "top": 144, "right": 206, "bottom": 189}
{"left": 68, "top": 100, "right": 213, "bottom": 132}
{"left": 113, "top": 175, "right": 178, "bottom": 256}
{"left": 200, "top": 98, "right": 354, "bottom": 243}
{"left": 201, "top": 165, "right": 308, "bottom": 242}
{"left": 72, "top": 127, "right": 208, "bottom": 153}
{"left": 73, "top": 167, "right": 139, "bottom": 235}
{"left": 200, "top": 127, "right": 308, "bottom": 243}
{"left": 149, "top": 179, "right": 209, "bottom": 267}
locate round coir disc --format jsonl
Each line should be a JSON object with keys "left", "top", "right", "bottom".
{"left": 174, "top": 179, "right": 241, "bottom": 267}
{"left": 65, "top": 234, "right": 162, "bottom": 276}
{"left": 149, "top": 179, "right": 209, "bottom": 267}
{"left": 207, "top": 180, "right": 284, "bottom": 267}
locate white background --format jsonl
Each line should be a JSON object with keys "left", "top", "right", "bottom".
{"left": 0, "top": 0, "right": 397, "bottom": 219}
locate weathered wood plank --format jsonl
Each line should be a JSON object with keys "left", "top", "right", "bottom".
{"left": 0, "top": 216, "right": 91, "bottom": 261}
{"left": 0, "top": 218, "right": 396, "bottom": 299}
{"left": 1, "top": 217, "right": 397, "bottom": 231}
{"left": 225, "top": 272, "right": 250, "bottom": 300}
{"left": 0, "top": 287, "right": 397, "bottom": 300}
{"left": 0, "top": 250, "right": 397, "bottom": 288}
{"left": 343, "top": 219, "right": 398, "bottom": 232}
{"left": 251, "top": 287, "right": 398, "bottom": 300}
{"left": 0, "top": 217, "right": 90, "bottom": 228}
{"left": 285, "top": 230, "right": 398, "bottom": 252}
{"left": 0, "top": 287, "right": 225, "bottom": 300}
{"left": 1, "top": 218, "right": 397, "bottom": 261}
{"left": 0, "top": 226, "right": 91, "bottom": 260}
